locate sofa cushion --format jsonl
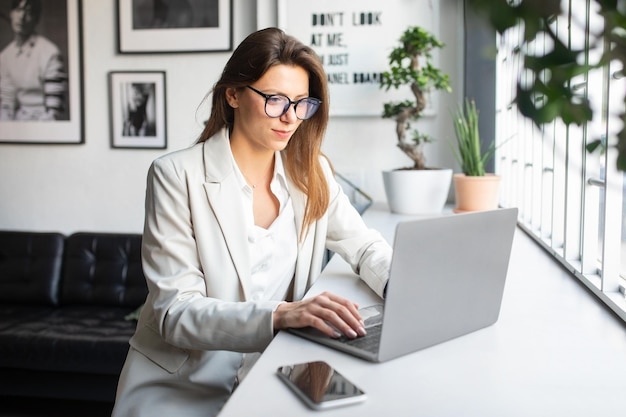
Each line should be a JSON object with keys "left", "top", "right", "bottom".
{"left": 0, "top": 231, "right": 65, "bottom": 306}
{"left": 0, "top": 305, "right": 137, "bottom": 374}
{"left": 61, "top": 233, "right": 148, "bottom": 307}
{"left": 0, "top": 305, "right": 55, "bottom": 332}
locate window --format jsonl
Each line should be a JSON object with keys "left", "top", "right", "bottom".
{"left": 495, "top": 0, "right": 626, "bottom": 321}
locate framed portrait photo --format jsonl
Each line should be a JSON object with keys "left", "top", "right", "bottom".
{"left": 109, "top": 71, "right": 167, "bottom": 149}
{"left": 117, "top": 0, "right": 232, "bottom": 53}
{"left": 0, "top": 0, "right": 84, "bottom": 144}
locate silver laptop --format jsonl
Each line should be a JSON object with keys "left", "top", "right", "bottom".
{"left": 288, "top": 207, "right": 518, "bottom": 363}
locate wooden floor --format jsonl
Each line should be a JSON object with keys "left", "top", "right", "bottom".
{"left": 0, "top": 397, "right": 113, "bottom": 417}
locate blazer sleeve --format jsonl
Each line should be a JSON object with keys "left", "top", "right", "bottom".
{"left": 141, "top": 155, "right": 281, "bottom": 353}
{"left": 321, "top": 159, "right": 393, "bottom": 297}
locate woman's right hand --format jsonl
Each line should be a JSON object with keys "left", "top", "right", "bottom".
{"left": 273, "top": 291, "right": 366, "bottom": 339}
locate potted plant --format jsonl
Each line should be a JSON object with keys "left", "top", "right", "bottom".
{"left": 379, "top": 26, "right": 453, "bottom": 214}
{"left": 451, "top": 98, "right": 500, "bottom": 212}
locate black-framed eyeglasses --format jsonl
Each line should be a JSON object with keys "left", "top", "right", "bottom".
{"left": 246, "top": 85, "right": 321, "bottom": 120}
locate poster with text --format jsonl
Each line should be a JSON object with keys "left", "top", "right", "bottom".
{"left": 278, "top": 0, "right": 437, "bottom": 116}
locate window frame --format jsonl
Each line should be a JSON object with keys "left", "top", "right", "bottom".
{"left": 495, "top": 0, "right": 626, "bottom": 321}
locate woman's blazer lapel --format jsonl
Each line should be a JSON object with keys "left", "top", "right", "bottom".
{"left": 200, "top": 134, "right": 254, "bottom": 300}
{"left": 286, "top": 176, "right": 316, "bottom": 300}
{"left": 284, "top": 154, "right": 334, "bottom": 301}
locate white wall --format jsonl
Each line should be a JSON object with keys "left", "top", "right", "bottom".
{"left": 0, "top": 0, "right": 463, "bottom": 234}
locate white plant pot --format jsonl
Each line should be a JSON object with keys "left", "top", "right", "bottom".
{"left": 382, "top": 168, "right": 453, "bottom": 215}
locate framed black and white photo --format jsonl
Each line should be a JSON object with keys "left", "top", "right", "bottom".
{"left": 0, "top": 0, "right": 83, "bottom": 144}
{"left": 117, "top": 0, "right": 232, "bottom": 53}
{"left": 109, "top": 71, "right": 166, "bottom": 149}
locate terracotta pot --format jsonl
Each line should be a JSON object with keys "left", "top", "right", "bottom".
{"left": 453, "top": 173, "right": 501, "bottom": 213}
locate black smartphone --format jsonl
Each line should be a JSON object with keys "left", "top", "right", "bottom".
{"left": 276, "top": 360, "right": 366, "bottom": 410}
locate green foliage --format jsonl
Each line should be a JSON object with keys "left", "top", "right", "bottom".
{"left": 379, "top": 26, "right": 451, "bottom": 169}
{"left": 410, "top": 131, "right": 433, "bottom": 146}
{"left": 586, "top": 135, "right": 606, "bottom": 154}
{"left": 467, "top": 0, "right": 626, "bottom": 171}
{"left": 452, "top": 99, "right": 496, "bottom": 176}
{"left": 380, "top": 27, "right": 451, "bottom": 98}
{"left": 382, "top": 100, "right": 417, "bottom": 120}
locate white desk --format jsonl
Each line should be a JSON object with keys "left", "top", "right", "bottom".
{"left": 219, "top": 204, "right": 626, "bottom": 417}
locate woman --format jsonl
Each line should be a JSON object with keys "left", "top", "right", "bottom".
{"left": 122, "top": 83, "right": 156, "bottom": 137}
{"left": 0, "top": 0, "right": 67, "bottom": 121}
{"left": 112, "top": 27, "right": 392, "bottom": 417}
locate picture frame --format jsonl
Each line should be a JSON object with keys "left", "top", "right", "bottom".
{"left": 276, "top": 0, "right": 438, "bottom": 117}
{"left": 117, "top": 0, "right": 232, "bottom": 53}
{"left": 0, "top": 0, "right": 84, "bottom": 144}
{"left": 109, "top": 71, "right": 167, "bottom": 149}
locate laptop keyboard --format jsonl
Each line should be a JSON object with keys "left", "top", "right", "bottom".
{"left": 338, "top": 323, "right": 382, "bottom": 354}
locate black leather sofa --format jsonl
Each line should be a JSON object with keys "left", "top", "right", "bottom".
{"left": 0, "top": 231, "right": 147, "bottom": 402}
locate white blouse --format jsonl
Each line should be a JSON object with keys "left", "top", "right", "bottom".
{"left": 230, "top": 149, "right": 298, "bottom": 382}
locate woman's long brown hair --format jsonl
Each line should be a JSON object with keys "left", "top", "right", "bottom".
{"left": 198, "top": 28, "right": 330, "bottom": 235}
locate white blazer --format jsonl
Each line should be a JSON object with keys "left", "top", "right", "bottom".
{"left": 112, "top": 129, "right": 392, "bottom": 417}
